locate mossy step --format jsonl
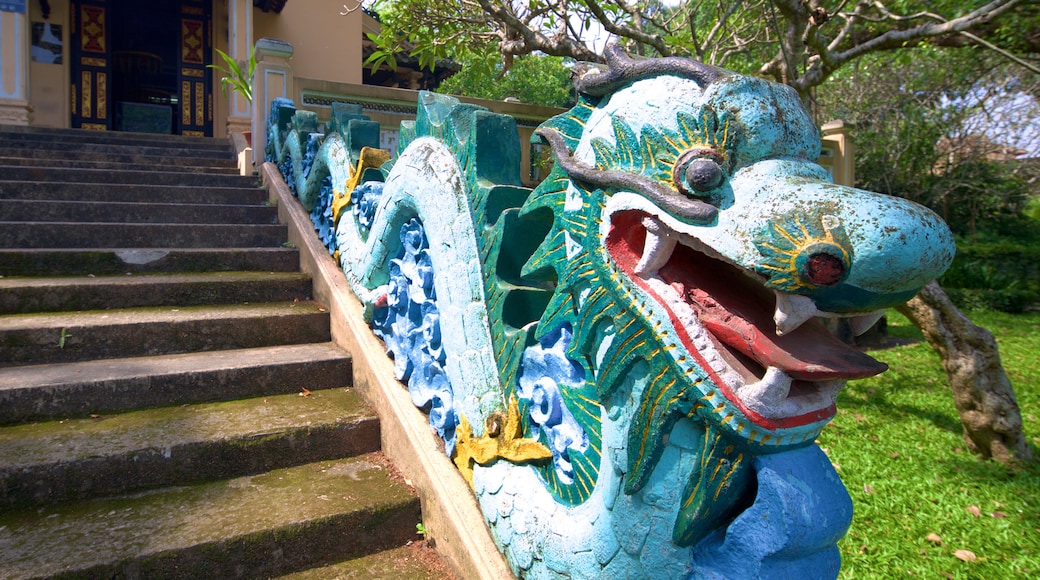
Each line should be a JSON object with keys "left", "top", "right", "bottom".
{"left": 0, "top": 155, "right": 241, "bottom": 174}
{"left": 0, "top": 247, "right": 300, "bottom": 277}
{"left": 0, "top": 221, "right": 289, "bottom": 251}
{"left": 275, "top": 544, "right": 456, "bottom": 580}
{"left": 0, "top": 123, "right": 229, "bottom": 143}
{"left": 0, "top": 271, "right": 312, "bottom": 315}
{"left": 0, "top": 222, "right": 288, "bottom": 249}
{"left": 0, "top": 166, "right": 256, "bottom": 187}
{"left": 0, "top": 129, "right": 233, "bottom": 155}
{"left": 0, "top": 454, "right": 420, "bottom": 580}
{"left": 0, "top": 342, "right": 352, "bottom": 423}
{"left": 0, "top": 388, "right": 377, "bottom": 508}
{"left": 0, "top": 147, "right": 235, "bottom": 168}
{"left": 0, "top": 181, "right": 267, "bottom": 205}
{"left": 0, "top": 199, "right": 277, "bottom": 225}
{"left": 0, "top": 301, "right": 331, "bottom": 367}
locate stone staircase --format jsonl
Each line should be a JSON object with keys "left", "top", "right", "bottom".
{"left": 0, "top": 126, "right": 449, "bottom": 579}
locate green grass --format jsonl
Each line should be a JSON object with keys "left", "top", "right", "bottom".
{"left": 819, "top": 309, "right": 1040, "bottom": 579}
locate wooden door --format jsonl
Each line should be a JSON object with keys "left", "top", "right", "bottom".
{"left": 177, "top": 0, "right": 212, "bottom": 136}
{"left": 70, "top": 0, "right": 111, "bottom": 130}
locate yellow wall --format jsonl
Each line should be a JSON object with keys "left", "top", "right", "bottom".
{"left": 27, "top": 0, "right": 70, "bottom": 127}
{"left": 254, "top": 1, "right": 362, "bottom": 86}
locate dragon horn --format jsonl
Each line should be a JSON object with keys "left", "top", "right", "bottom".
{"left": 575, "top": 41, "right": 723, "bottom": 97}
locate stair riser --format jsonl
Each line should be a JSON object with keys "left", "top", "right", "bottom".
{"left": 0, "top": 248, "right": 300, "bottom": 276}
{"left": 53, "top": 499, "right": 422, "bottom": 580}
{"left": 0, "top": 277, "right": 313, "bottom": 315}
{"left": 0, "top": 166, "right": 256, "bottom": 188}
{"left": 0, "top": 155, "right": 241, "bottom": 174}
{"left": 0, "top": 132, "right": 233, "bottom": 154}
{"left": 0, "top": 355, "right": 352, "bottom": 424}
{"left": 0, "top": 182, "right": 268, "bottom": 204}
{"left": 0, "top": 223, "right": 288, "bottom": 249}
{"left": 0, "top": 200, "right": 277, "bottom": 224}
{"left": 0, "top": 420, "right": 380, "bottom": 508}
{"left": 0, "top": 125, "right": 230, "bottom": 146}
{"left": 0, "top": 147, "right": 236, "bottom": 168}
{"left": 0, "top": 313, "right": 332, "bottom": 367}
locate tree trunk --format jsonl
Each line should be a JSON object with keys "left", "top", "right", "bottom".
{"left": 897, "top": 281, "right": 1034, "bottom": 464}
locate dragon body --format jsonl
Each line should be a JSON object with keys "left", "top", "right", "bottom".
{"left": 267, "top": 48, "right": 955, "bottom": 579}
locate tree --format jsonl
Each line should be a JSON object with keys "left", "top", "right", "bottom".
{"left": 898, "top": 282, "right": 1034, "bottom": 464}
{"left": 366, "top": 1, "right": 1037, "bottom": 100}
{"left": 437, "top": 50, "right": 575, "bottom": 108}
{"left": 365, "top": 0, "right": 1038, "bottom": 464}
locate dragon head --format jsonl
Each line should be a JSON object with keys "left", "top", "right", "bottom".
{"left": 530, "top": 46, "right": 954, "bottom": 474}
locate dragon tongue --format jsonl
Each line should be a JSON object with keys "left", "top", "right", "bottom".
{"left": 658, "top": 249, "right": 887, "bottom": 382}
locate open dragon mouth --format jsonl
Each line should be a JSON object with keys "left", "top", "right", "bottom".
{"left": 605, "top": 210, "right": 888, "bottom": 430}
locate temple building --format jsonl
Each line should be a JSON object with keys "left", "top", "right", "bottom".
{"left": 0, "top": 1, "right": 449, "bottom": 138}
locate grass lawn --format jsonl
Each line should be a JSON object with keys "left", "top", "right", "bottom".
{"left": 819, "top": 309, "right": 1040, "bottom": 579}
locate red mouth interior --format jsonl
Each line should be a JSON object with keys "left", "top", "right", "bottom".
{"left": 605, "top": 211, "right": 887, "bottom": 421}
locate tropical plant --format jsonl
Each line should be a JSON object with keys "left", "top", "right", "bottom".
{"left": 209, "top": 46, "right": 256, "bottom": 104}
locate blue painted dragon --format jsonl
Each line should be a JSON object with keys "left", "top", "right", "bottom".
{"left": 267, "top": 46, "right": 954, "bottom": 579}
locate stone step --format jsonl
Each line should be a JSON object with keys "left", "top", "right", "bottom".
{"left": 0, "top": 271, "right": 313, "bottom": 315}
{"left": 275, "top": 544, "right": 454, "bottom": 580}
{"left": 0, "top": 222, "right": 288, "bottom": 249}
{"left": 0, "top": 342, "right": 352, "bottom": 424}
{"left": 0, "top": 126, "right": 233, "bottom": 154}
{"left": 0, "top": 454, "right": 421, "bottom": 580}
{"left": 0, "top": 199, "right": 277, "bottom": 224}
{"left": 0, "top": 180, "right": 267, "bottom": 204}
{"left": 0, "top": 247, "right": 301, "bottom": 276}
{"left": 0, "top": 388, "right": 376, "bottom": 508}
{"left": 0, "top": 165, "right": 256, "bottom": 188}
{"left": 0, "top": 301, "right": 331, "bottom": 367}
{"left": 0, "top": 139, "right": 234, "bottom": 162}
{"left": 0, "top": 155, "right": 241, "bottom": 174}
{"left": 0, "top": 146, "right": 237, "bottom": 168}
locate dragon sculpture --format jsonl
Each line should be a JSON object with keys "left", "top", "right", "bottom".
{"left": 267, "top": 46, "right": 955, "bottom": 579}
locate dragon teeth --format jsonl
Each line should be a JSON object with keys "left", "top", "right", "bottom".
{"left": 635, "top": 216, "right": 678, "bottom": 276}
{"left": 739, "top": 367, "right": 793, "bottom": 415}
{"left": 774, "top": 291, "right": 885, "bottom": 337}
{"left": 773, "top": 291, "right": 818, "bottom": 336}
{"left": 848, "top": 310, "right": 885, "bottom": 336}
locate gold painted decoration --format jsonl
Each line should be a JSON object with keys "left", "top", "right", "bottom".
{"left": 181, "top": 81, "right": 191, "bottom": 125}
{"left": 195, "top": 82, "right": 204, "bottom": 125}
{"left": 332, "top": 147, "right": 392, "bottom": 225}
{"left": 82, "top": 123, "right": 107, "bottom": 131}
{"left": 81, "top": 57, "right": 106, "bottom": 67}
{"left": 452, "top": 396, "right": 552, "bottom": 486}
{"left": 80, "top": 6, "right": 106, "bottom": 53}
{"left": 181, "top": 19, "right": 204, "bottom": 64}
{"left": 97, "top": 73, "right": 107, "bottom": 119}
{"left": 181, "top": 68, "right": 204, "bottom": 78}
{"left": 183, "top": 130, "right": 204, "bottom": 137}
{"left": 81, "top": 71, "right": 92, "bottom": 118}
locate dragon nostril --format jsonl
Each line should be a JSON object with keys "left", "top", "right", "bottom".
{"left": 805, "top": 253, "right": 845, "bottom": 286}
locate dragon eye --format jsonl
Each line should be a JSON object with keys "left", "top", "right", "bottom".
{"left": 673, "top": 149, "right": 724, "bottom": 197}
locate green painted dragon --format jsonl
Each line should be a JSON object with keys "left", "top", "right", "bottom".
{"left": 267, "top": 46, "right": 954, "bottom": 579}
